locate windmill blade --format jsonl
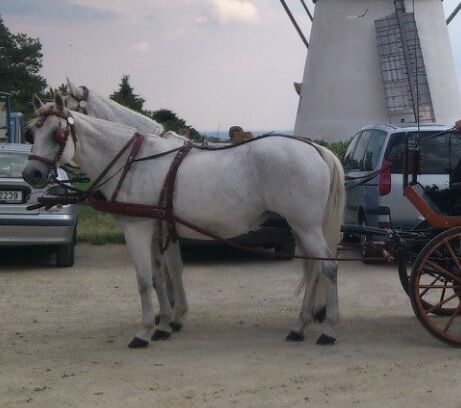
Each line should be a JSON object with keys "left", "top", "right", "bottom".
{"left": 447, "top": 2, "right": 461, "bottom": 24}
{"left": 299, "top": 0, "right": 313, "bottom": 21}
{"left": 279, "top": 0, "right": 309, "bottom": 48}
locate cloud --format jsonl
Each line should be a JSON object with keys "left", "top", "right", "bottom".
{"left": 132, "top": 41, "right": 149, "bottom": 53}
{"left": 209, "top": 0, "right": 260, "bottom": 24}
{"left": 0, "top": 0, "right": 117, "bottom": 22}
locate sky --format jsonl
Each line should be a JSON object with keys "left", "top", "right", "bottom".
{"left": 1, "top": 0, "right": 461, "bottom": 133}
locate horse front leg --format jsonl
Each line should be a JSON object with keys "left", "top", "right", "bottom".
{"left": 162, "top": 241, "right": 188, "bottom": 331}
{"left": 120, "top": 219, "right": 172, "bottom": 348}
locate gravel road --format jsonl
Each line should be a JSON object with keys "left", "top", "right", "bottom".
{"left": 0, "top": 245, "right": 460, "bottom": 407}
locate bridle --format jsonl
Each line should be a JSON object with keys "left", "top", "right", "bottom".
{"left": 27, "top": 110, "right": 77, "bottom": 170}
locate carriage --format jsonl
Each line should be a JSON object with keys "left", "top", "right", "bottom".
{"left": 341, "top": 122, "right": 461, "bottom": 346}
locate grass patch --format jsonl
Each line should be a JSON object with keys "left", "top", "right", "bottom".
{"left": 77, "top": 205, "right": 125, "bottom": 245}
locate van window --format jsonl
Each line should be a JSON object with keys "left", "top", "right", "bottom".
{"left": 342, "top": 132, "right": 361, "bottom": 170}
{"left": 386, "top": 131, "right": 461, "bottom": 174}
{"left": 363, "top": 130, "right": 386, "bottom": 170}
{"left": 350, "top": 130, "right": 371, "bottom": 170}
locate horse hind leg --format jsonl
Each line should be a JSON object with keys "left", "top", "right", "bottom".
{"left": 288, "top": 228, "right": 338, "bottom": 345}
{"left": 286, "top": 258, "right": 318, "bottom": 342}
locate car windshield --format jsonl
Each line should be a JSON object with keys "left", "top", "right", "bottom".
{"left": 386, "top": 131, "right": 461, "bottom": 175}
{"left": 0, "top": 152, "right": 29, "bottom": 178}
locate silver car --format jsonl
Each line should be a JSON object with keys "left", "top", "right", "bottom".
{"left": 342, "top": 123, "right": 461, "bottom": 260}
{"left": 0, "top": 143, "right": 79, "bottom": 266}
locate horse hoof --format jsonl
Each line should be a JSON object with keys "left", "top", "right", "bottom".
{"left": 128, "top": 337, "right": 149, "bottom": 348}
{"left": 169, "top": 321, "right": 183, "bottom": 332}
{"left": 286, "top": 331, "right": 304, "bottom": 342}
{"left": 316, "top": 334, "right": 336, "bottom": 345}
{"left": 151, "top": 330, "right": 171, "bottom": 341}
{"left": 154, "top": 314, "right": 161, "bottom": 326}
{"left": 313, "top": 306, "right": 327, "bottom": 323}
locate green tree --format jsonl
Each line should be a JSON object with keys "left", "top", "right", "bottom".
{"left": 148, "top": 108, "right": 203, "bottom": 141}
{"left": 0, "top": 16, "right": 47, "bottom": 116}
{"left": 110, "top": 74, "right": 203, "bottom": 141}
{"left": 41, "top": 83, "right": 68, "bottom": 102}
{"left": 110, "top": 74, "right": 145, "bottom": 112}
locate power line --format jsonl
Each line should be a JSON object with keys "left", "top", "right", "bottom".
{"left": 447, "top": 2, "right": 461, "bottom": 24}
{"left": 279, "top": 0, "right": 309, "bottom": 48}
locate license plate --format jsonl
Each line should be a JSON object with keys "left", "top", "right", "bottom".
{"left": 0, "top": 190, "right": 23, "bottom": 203}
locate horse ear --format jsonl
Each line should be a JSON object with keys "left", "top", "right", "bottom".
{"left": 32, "top": 94, "right": 43, "bottom": 111}
{"left": 66, "top": 77, "right": 78, "bottom": 96}
{"left": 55, "top": 93, "right": 65, "bottom": 111}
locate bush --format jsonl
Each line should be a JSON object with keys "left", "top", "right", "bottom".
{"left": 314, "top": 139, "right": 350, "bottom": 159}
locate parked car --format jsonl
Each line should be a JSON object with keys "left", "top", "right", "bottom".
{"left": 0, "top": 143, "right": 79, "bottom": 266}
{"left": 180, "top": 212, "right": 295, "bottom": 258}
{"left": 342, "top": 123, "right": 461, "bottom": 261}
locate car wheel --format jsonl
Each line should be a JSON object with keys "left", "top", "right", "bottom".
{"left": 274, "top": 240, "right": 295, "bottom": 260}
{"left": 56, "top": 228, "right": 76, "bottom": 267}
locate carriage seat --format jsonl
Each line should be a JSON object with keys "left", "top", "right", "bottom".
{"left": 405, "top": 183, "right": 461, "bottom": 228}
{"left": 424, "top": 184, "right": 461, "bottom": 215}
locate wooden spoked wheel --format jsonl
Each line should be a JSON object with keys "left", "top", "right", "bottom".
{"left": 409, "top": 227, "right": 461, "bottom": 346}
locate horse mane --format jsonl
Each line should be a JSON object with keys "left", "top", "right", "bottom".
{"left": 89, "top": 90, "right": 165, "bottom": 135}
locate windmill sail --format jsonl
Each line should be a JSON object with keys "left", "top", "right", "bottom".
{"left": 375, "top": 9, "right": 434, "bottom": 123}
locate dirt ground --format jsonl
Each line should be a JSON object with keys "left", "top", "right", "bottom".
{"left": 0, "top": 245, "right": 460, "bottom": 408}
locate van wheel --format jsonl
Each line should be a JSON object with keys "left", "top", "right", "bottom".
{"left": 360, "top": 219, "right": 375, "bottom": 264}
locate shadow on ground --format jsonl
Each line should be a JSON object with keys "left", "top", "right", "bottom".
{"left": 0, "top": 246, "right": 57, "bottom": 270}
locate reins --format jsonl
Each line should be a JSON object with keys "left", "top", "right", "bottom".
{"left": 27, "top": 114, "right": 388, "bottom": 262}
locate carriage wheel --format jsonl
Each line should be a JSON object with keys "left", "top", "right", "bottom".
{"left": 409, "top": 226, "right": 461, "bottom": 346}
{"left": 398, "top": 253, "right": 410, "bottom": 295}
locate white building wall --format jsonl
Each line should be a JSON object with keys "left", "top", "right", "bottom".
{"left": 294, "top": 0, "right": 461, "bottom": 142}
{"left": 415, "top": 0, "right": 461, "bottom": 125}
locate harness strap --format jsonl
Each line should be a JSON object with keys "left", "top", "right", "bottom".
{"left": 158, "top": 141, "right": 193, "bottom": 253}
{"left": 86, "top": 133, "right": 142, "bottom": 195}
{"left": 111, "top": 133, "right": 144, "bottom": 201}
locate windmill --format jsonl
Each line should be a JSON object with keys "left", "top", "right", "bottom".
{"left": 281, "top": 0, "right": 461, "bottom": 142}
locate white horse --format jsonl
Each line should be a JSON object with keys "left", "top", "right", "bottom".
{"left": 23, "top": 94, "right": 345, "bottom": 348}
{"left": 63, "top": 79, "right": 333, "bottom": 325}
{"left": 64, "top": 78, "right": 188, "bottom": 143}
{"left": 63, "top": 78, "right": 188, "bottom": 332}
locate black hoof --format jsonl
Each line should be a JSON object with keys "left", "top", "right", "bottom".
{"left": 151, "top": 330, "right": 171, "bottom": 341}
{"left": 128, "top": 337, "right": 149, "bottom": 348}
{"left": 154, "top": 314, "right": 161, "bottom": 326}
{"left": 316, "top": 333, "right": 336, "bottom": 345}
{"left": 169, "top": 321, "right": 183, "bottom": 332}
{"left": 286, "top": 330, "right": 305, "bottom": 342}
{"left": 313, "top": 306, "right": 327, "bottom": 323}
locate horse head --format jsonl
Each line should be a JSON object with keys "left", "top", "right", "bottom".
{"left": 64, "top": 77, "right": 89, "bottom": 113}
{"left": 22, "top": 93, "right": 77, "bottom": 188}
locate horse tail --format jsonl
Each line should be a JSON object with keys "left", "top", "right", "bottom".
{"left": 296, "top": 144, "right": 345, "bottom": 297}
{"left": 316, "top": 144, "right": 345, "bottom": 253}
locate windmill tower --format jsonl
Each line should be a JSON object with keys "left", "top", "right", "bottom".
{"left": 293, "top": 0, "right": 461, "bottom": 142}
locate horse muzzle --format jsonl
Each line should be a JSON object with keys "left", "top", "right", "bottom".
{"left": 22, "top": 161, "right": 51, "bottom": 189}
